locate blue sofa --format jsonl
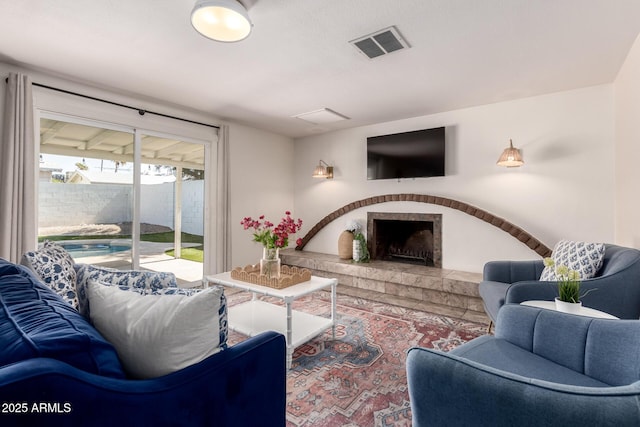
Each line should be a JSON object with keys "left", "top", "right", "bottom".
{"left": 479, "top": 244, "right": 640, "bottom": 323}
{"left": 407, "top": 304, "right": 640, "bottom": 427}
{"left": 0, "top": 258, "right": 286, "bottom": 426}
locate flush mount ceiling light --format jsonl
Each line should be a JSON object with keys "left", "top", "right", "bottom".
{"left": 191, "top": 0, "right": 252, "bottom": 42}
{"left": 496, "top": 139, "right": 524, "bottom": 167}
{"left": 312, "top": 160, "right": 334, "bottom": 179}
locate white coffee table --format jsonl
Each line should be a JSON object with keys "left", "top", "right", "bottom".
{"left": 521, "top": 300, "right": 618, "bottom": 319}
{"left": 206, "top": 272, "right": 338, "bottom": 369}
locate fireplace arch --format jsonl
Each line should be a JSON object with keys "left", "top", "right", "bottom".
{"left": 294, "top": 193, "right": 551, "bottom": 258}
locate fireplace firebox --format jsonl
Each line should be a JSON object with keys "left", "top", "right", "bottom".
{"left": 367, "top": 212, "right": 442, "bottom": 267}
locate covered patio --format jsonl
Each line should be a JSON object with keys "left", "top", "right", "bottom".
{"left": 39, "top": 118, "right": 209, "bottom": 283}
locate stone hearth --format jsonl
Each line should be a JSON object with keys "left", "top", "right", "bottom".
{"left": 281, "top": 249, "right": 487, "bottom": 324}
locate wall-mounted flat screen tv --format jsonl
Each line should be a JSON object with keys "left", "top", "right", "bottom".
{"left": 367, "top": 127, "right": 445, "bottom": 180}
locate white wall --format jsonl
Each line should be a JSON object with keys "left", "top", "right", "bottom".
{"left": 614, "top": 34, "right": 640, "bottom": 248}
{"left": 294, "top": 85, "right": 616, "bottom": 273}
{"left": 39, "top": 182, "right": 132, "bottom": 227}
{"left": 139, "top": 183, "right": 175, "bottom": 231}
{"left": 228, "top": 123, "right": 295, "bottom": 267}
{"left": 40, "top": 180, "right": 205, "bottom": 235}
{"left": 139, "top": 180, "right": 206, "bottom": 236}
{"left": 181, "top": 180, "right": 204, "bottom": 235}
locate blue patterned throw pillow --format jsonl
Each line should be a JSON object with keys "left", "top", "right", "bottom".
{"left": 21, "top": 241, "right": 79, "bottom": 309}
{"left": 540, "top": 240, "right": 606, "bottom": 281}
{"left": 76, "top": 264, "right": 178, "bottom": 318}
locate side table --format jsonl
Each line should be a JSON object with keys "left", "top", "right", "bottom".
{"left": 521, "top": 300, "right": 618, "bottom": 319}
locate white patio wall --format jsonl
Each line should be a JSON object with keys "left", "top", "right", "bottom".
{"left": 39, "top": 181, "right": 204, "bottom": 235}
{"left": 139, "top": 182, "right": 174, "bottom": 231}
{"left": 39, "top": 182, "right": 132, "bottom": 227}
{"left": 180, "top": 180, "right": 204, "bottom": 235}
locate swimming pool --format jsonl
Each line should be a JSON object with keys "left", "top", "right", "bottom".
{"left": 60, "top": 241, "right": 131, "bottom": 258}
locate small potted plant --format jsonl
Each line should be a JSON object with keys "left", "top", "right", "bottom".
{"left": 543, "top": 257, "right": 594, "bottom": 313}
{"left": 352, "top": 228, "right": 370, "bottom": 263}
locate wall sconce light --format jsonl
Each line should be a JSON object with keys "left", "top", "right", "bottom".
{"left": 312, "top": 160, "right": 334, "bottom": 179}
{"left": 496, "top": 139, "right": 524, "bottom": 167}
{"left": 191, "top": 0, "right": 252, "bottom": 42}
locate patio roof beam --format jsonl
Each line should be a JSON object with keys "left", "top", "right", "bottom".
{"left": 40, "top": 145, "right": 204, "bottom": 170}
{"left": 40, "top": 137, "right": 87, "bottom": 148}
{"left": 153, "top": 142, "right": 186, "bottom": 159}
{"left": 86, "top": 130, "right": 120, "bottom": 150}
{"left": 40, "top": 121, "right": 68, "bottom": 144}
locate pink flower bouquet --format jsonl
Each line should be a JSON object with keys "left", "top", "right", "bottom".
{"left": 241, "top": 211, "right": 303, "bottom": 249}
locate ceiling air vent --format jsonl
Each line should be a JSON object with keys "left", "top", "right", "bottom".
{"left": 350, "top": 26, "right": 410, "bottom": 59}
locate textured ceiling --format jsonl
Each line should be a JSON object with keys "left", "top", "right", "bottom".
{"left": 1, "top": 0, "right": 639, "bottom": 138}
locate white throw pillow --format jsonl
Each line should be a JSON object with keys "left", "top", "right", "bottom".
{"left": 539, "top": 240, "right": 606, "bottom": 281}
{"left": 87, "top": 281, "right": 225, "bottom": 379}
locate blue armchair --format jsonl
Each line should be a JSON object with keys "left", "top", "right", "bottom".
{"left": 406, "top": 304, "right": 640, "bottom": 427}
{"left": 479, "top": 244, "right": 640, "bottom": 323}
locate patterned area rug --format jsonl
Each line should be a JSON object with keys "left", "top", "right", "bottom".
{"left": 226, "top": 290, "right": 485, "bottom": 427}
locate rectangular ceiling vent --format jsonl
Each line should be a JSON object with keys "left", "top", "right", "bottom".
{"left": 350, "top": 26, "right": 410, "bottom": 59}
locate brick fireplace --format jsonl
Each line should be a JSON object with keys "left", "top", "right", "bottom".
{"left": 367, "top": 212, "right": 442, "bottom": 267}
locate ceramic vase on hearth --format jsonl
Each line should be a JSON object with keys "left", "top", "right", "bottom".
{"left": 338, "top": 231, "right": 354, "bottom": 259}
{"left": 260, "top": 247, "right": 281, "bottom": 279}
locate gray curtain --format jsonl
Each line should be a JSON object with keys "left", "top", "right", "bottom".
{"left": 0, "top": 73, "right": 37, "bottom": 262}
{"left": 215, "top": 124, "right": 231, "bottom": 272}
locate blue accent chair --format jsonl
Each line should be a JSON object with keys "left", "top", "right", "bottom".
{"left": 406, "top": 304, "right": 640, "bottom": 427}
{"left": 479, "top": 244, "right": 640, "bottom": 324}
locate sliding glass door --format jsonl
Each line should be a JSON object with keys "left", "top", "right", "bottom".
{"left": 138, "top": 133, "right": 205, "bottom": 282}
{"left": 38, "top": 115, "right": 207, "bottom": 283}
{"left": 39, "top": 117, "right": 135, "bottom": 269}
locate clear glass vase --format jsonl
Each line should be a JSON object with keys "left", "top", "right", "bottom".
{"left": 260, "top": 247, "right": 281, "bottom": 279}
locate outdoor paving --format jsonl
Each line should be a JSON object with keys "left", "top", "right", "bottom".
{"left": 67, "top": 239, "right": 203, "bottom": 287}
{"left": 142, "top": 258, "right": 204, "bottom": 287}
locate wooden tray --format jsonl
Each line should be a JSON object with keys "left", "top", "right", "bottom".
{"left": 230, "top": 264, "right": 312, "bottom": 289}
